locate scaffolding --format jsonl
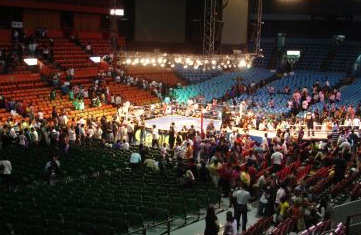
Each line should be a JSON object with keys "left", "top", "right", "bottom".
{"left": 203, "top": 0, "right": 217, "bottom": 55}
{"left": 109, "top": 0, "right": 118, "bottom": 52}
{"left": 250, "top": 0, "right": 263, "bottom": 55}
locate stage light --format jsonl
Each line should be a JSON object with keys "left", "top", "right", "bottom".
{"left": 238, "top": 59, "right": 246, "bottom": 68}
{"left": 125, "top": 58, "right": 131, "bottom": 64}
{"left": 211, "top": 60, "right": 216, "bottom": 65}
{"left": 110, "top": 9, "right": 124, "bottom": 16}
{"left": 24, "top": 58, "right": 38, "bottom": 66}
{"left": 90, "top": 56, "right": 101, "bottom": 63}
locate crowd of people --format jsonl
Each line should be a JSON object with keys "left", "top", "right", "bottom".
{"left": 1, "top": 43, "right": 361, "bottom": 234}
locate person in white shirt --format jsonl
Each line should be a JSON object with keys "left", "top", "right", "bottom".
{"left": 122, "top": 139, "right": 130, "bottom": 150}
{"left": 151, "top": 125, "right": 160, "bottom": 148}
{"left": 38, "top": 110, "right": 44, "bottom": 121}
{"left": 261, "top": 133, "right": 269, "bottom": 151}
{"left": 87, "top": 126, "right": 94, "bottom": 138}
{"left": 271, "top": 149, "right": 283, "bottom": 172}
{"left": 127, "top": 122, "right": 135, "bottom": 144}
{"left": 0, "top": 159, "right": 12, "bottom": 188}
{"left": 68, "top": 127, "right": 76, "bottom": 144}
{"left": 18, "top": 130, "right": 27, "bottom": 147}
{"left": 353, "top": 116, "right": 361, "bottom": 129}
{"left": 94, "top": 127, "right": 103, "bottom": 140}
{"left": 31, "top": 128, "right": 39, "bottom": 144}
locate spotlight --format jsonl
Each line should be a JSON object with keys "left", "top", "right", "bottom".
{"left": 110, "top": 9, "right": 124, "bottom": 16}
{"left": 24, "top": 58, "right": 38, "bottom": 66}
{"left": 90, "top": 57, "right": 101, "bottom": 63}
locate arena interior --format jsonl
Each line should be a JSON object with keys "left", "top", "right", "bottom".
{"left": 1, "top": 0, "right": 361, "bottom": 234}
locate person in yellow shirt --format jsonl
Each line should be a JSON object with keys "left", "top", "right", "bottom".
{"left": 240, "top": 167, "right": 251, "bottom": 188}
{"left": 209, "top": 159, "right": 222, "bottom": 188}
{"left": 277, "top": 196, "right": 289, "bottom": 223}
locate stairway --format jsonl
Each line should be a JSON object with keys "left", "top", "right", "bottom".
{"left": 320, "top": 46, "right": 339, "bottom": 72}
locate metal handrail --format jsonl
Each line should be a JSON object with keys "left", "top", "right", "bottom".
{"left": 124, "top": 218, "right": 175, "bottom": 235}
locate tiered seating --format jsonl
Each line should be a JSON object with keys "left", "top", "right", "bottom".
{"left": 127, "top": 66, "right": 186, "bottom": 87}
{"left": 243, "top": 216, "right": 273, "bottom": 235}
{"left": 331, "top": 170, "right": 361, "bottom": 204}
{"left": 51, "top": 36, "right": 98, "bottom": 70}
{"left": 276, "top": 160, "right": 301, "bottom": 180}
{"left": 270, "top": 218, "right": 295, "bottom": 235}
{"left": 311, "top": 175, "right": 334, "bottom": 196}
{"left": 284, "top": 40, "right": 330, "bottom": 71}
{"left": 252, "top": 42, "right": 275, "bottom": 69}
{"left": 106, "top": 78, "right": 159, "bottom": 105}
{"left": 238, "top": 71, "right": 344, "bottom": 115}
{"left": 351, "top": 182, "right": 361, "bottom": 201}
{"left": 173, "top": 68, "right": 275, "bottom": 103}
{"left": 0, "top": 73, "right": 118, "bottom": 125}
{"left": 304, "top": 166, "right": 332, "bottom": 186}
{"left": 299, "top": 220, "right": 332, "bottom": 235}
{"left": 173, "top": 65, "right": 221, "bottom": 84}
{"left": 329, "top": 42, "right": 361, "bottom": 72}
{"left": 306, "top": 76, "right": 361, "bottom": 116}
{"left": 0, "top": 144, "right": 221, "bottom": 235}
{"left": 77, "top": 32, "right": 112, "bottom": 56}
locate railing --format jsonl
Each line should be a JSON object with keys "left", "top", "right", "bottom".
{"left": 124, "top": 218, "right": 175, "bottom": 235}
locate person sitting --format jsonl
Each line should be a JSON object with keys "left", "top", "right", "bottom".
{"left": 113, "top": 139, "right": 122, "bottom": 150}
{"left": 130, "top": 149, "right": 142, "bottom": 168}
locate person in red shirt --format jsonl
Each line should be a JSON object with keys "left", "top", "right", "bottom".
{"left": 219, "top": 163, "right": 233, "bottom": 197}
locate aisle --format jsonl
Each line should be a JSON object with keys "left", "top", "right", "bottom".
{"left": 170, "top": 200, "right": 260, "bottom": 235}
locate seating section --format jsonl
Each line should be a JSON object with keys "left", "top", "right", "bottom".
{"left": 298, "top": 220, "right": 332, "bottom": 235}
{"left": 77, "top": 32, "right": 112, "bottom": 56}
{"left": 173, "top": 65, "right": 221, "bottom": 84}
{"left": 329, "top": 42, "right": 361, "bottom": 72}
{"left": 305, "top": 76, "right": 361, "bottom": 116}
{"left": 173, "top": 68, "right": 275, "bottom": 103}
{"left": 106, "top": 78, "right": 159, "bottom": 105}
{"left": 285, "top": 41, "right": 329, "bottom": 71}
{"left": 237, "top": 71, "right": 344, "bottom": 115}
{"left": 0, "top": 144, "right": 221, "bottom": 235}
{"left": 52, "top": 37, "right": 98, "bottom": 70}
{"left": 62, "top": 68, "right": 159, "bottom": 106}
{"left": 0, "top": 73, "right": 117, "bottom": 126}
{"left": 252, "top": 42, "right": 275, "bottom": 69}
{"left": 127, "top": 66, "right": 186, "bottom": 87}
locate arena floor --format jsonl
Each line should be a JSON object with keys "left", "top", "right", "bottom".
{"left": 141, "top": 115, "right": 327, "bottom": 144}
{"left": 144, "top": 115, "right": 222, "bottom": 132}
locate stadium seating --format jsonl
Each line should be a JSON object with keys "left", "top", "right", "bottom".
{"left": 126, "top": 65, "right": 186, "bottom": 87}
{"left": 303, "top": 76, "right": 361, "bottom": 117}
{"left": 173, "top": 65, "right": 221, "bottom": 84}
{"left": 173, "top": 68, "right": 275, "bottom": 103}
{"left": 77, "top": 32, "right": 112, "bottom": 56}
{"left": 51, "top": 35, "right": 98, "bottom": 70}
{"left": 0, "top": 144, "right": 221, "bottom": 235}
{"left": 252, "top": 42, "right": 275, "bottom": 69}
{"left": 237, "top": 71, "right": 344, "bottom": 115}
{"left": 284, "top": 40, "right": 330, "bottom": 71}
{"left": 329, "top": 42, "right": 361, "bottom": 72}
{"left": 0, "top": 72, "right": 119, "bottom": 125}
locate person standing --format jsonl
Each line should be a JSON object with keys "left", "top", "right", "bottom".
{"left": 0, "top": 158, "right": 12, "bottom": 189}
{"left": 271, "top": 148, "right": 283, "bottom": 173}
{"left": 232, "top": 182, "right": 251, "bottom": 232}
{"left": 151, "top": 125, "right": 159, "bottom": 148}
{"left": 223, "top": 211, "right": 237, "bottom": 235}
{"left": 168, "top": 124, "right": 176, "bottom": 149}
{"left": 204, "top": 206, "right": 220, "bottom": 235}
